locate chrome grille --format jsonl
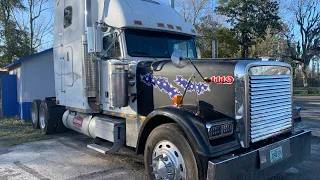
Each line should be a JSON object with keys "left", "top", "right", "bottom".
{"left": 249, "top": 75, "right": 292, "bottom": 143}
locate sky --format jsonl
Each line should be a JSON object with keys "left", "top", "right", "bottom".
{"left": 23, "top": 0, "right": 318, "bottom": 58}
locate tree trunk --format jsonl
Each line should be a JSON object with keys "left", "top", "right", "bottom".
{"left": 241, "top": 45, "right": 248, "bottom": 58}
{"left": 300, "top": 62, "right": 309, "bottom": 88}
{"left": 29, "top": 0, "right": 33, "bottom": 55}
{"left": 30, "top": 16, "right": 33, "bottom": 55}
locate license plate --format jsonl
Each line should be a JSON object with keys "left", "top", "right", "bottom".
{"left": 270, "top": 146, "right": 283, "bottom": 163}
{"left": 259, "top": 140, "right": 291, "bottom": 169}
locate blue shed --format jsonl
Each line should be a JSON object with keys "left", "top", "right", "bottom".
{"left": 2, "top": 48, "right": 55, "bottom": 121}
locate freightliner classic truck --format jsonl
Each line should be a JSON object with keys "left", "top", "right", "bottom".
{"left": 30, "top": 0, "right": 311, "bottom": 179}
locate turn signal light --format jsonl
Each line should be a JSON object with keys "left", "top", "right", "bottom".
{"left": 173, "top": 95, "right": 183, "bottom": 105}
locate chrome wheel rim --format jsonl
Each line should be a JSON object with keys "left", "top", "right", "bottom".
{"left": 39, "top": 107, "right": 45, "bottom": 129}
{"left": 31, "top": 106, "right": 37, "bottom": 124}
{"left": 152, "top": 140, "right": 186, "bottom": 180}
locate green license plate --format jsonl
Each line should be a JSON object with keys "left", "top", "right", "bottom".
{"left": 259, "top": 140, "right": 290, "bottom": 169}
{"left": 270, "top": 146, "right": 283, "bottom": 163}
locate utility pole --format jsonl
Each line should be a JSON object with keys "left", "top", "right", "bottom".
{"left": 212, "top": 40, "right": 219, "bottom": 58}
{"left": 169, "top": 0, "right": 174, "bottom": 8}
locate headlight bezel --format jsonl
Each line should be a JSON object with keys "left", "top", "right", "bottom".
{"left": 206, "top": 119, "right": 234, "bottom": 140}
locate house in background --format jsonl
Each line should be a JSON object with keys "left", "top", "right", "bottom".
{"left": 2, "top": 48, "right": 55, "bottom": 121}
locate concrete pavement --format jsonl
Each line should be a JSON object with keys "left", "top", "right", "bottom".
{"left": 294, "top": 96, "right": 320, "bottom": 135}
{"left": 0, "top": 96, "right": 319, "bottom": 180}
{"left": 0, "top": 135, "right": 147, "bottom": 180}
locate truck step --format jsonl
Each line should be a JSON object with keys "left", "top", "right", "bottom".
{"left": 87, "top": 141, "right": 124, "bottom": 154}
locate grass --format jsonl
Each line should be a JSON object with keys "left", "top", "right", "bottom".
{"left": 0, "top": 117, "right": 52, "bottom": 147}
{"left": 293, "top": 88, "right": 320, "bottom": 96}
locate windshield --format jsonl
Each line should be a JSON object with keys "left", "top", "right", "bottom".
{"left": 125, "top": 29, "right": 197, "bottom": 58}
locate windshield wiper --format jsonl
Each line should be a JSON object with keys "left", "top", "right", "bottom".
{"left": 131, "top": 51, "right": 155, "bottom": 58}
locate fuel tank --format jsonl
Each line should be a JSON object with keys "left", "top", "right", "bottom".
{"left": 136, "top": 59, "right": 245, "bottom": 117}
{"left": 62, "top": 110, "right": 126, "bottom": 143}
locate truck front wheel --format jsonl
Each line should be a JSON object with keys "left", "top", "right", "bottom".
{"left": 144, "top": 123, "right": 199, "bottom": 180}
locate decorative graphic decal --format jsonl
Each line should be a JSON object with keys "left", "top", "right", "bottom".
{"left": 174, "top": 75, "right": 211, "bottom": 95}
{"left": 140, "top": 73, "right": 182, "bottom": 99}
{"left": 211, "top": 76, "right": 235, "bottom": 84}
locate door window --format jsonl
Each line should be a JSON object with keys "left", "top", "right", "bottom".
{"left": 102, "top": 33, "right": 121, "bottom": 58}
{"left": 64, "top": 6, "right": 72, "bottom": 28}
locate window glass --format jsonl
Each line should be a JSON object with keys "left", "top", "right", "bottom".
{"left": 64, "top": 6, "right": 72, "bottom": 28}
{"left": 102, "top": 33, "right": 121, "bottom": 58}
{"left": 125, "top": 29, "right": 197, "bottom": 58}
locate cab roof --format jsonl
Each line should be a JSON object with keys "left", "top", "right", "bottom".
{"left": 102, "top": 0, "right": 197, "bottom": 36}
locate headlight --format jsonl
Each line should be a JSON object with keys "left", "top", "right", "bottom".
{"left": 206, "top": 120, "right": 234, "bottom": 140}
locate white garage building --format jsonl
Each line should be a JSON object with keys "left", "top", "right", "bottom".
{"left": 2, "top": 48, "right": 55, "bottom": 121}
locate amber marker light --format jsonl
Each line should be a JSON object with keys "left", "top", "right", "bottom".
{"left": 167, "top": 24, "right": 174, "bottom": 29}
{"left": 173, "top": 95, "right": 183, "bottom": 105}
{"left": 158, "top": 23, "right": 165, "bottom": 28}
{"left": 134, "top": 20, "right": 142, "bottom": 25}
{"left": 176, "top": 26, "right": 182, "bottom": 31}
{"left": 129, "top": 115, "right": 136, "bottom": 119}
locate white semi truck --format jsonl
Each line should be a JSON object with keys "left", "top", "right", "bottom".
{"left": 31, "top": 0, "right": 311, "bottom": 179}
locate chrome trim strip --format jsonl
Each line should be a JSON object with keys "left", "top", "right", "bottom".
{"left": 251, "top": 95, "right": 291, "bottom": 103}
{"left": 251, "top": 102, "right": 291, "bottom": 111}
{"left": 251, "top": 99, "right": 291, "bottom": 108}
{"left": 250, "top": 88, "right": 290, "bottom": 95}
{"left": 251, "top": 128, "right": 292, "bottom": 142}
{"left": 250, "top": 106, "right": 291, "bottom": 116}
{"left": 250, "top": 78, "right": 291, "bottom": 84}
{"left": 250, "top": 85, "right": 291, "bottom": 92}
{"left": 250, "top": 81, "right": 291, "bottom": 88}
{"left": 250, "top": 74, "right": 291, "bottom": 79}
{"left": 251, "top": 108, "right": 291, "bottom": 119}
{"left": 251, "top": 114, "right": 292, "bottom": 123}
{"left": 251, "top": 116, "right": 291, "bottom": 127}
{"left": 250, "top": 92, "right": 291, "bottom": 100}
{"left": 251, "top": 120, "right": 291, "bottom": 131}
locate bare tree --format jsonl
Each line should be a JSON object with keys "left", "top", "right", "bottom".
{"left": 175, "top": 0, "right": 211, "bottom": 26}
{"left": 285, "top": 0, "right": 320, "bottom": 88}
{"left": 12, "top": 0, "right": 54, "bottom": 53}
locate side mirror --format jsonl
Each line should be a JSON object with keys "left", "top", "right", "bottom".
{"left": 171, "top": 50, "right": 187, "bottom": 68}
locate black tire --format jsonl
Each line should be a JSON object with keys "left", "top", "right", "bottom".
{"left": 56, "top": 112, "right": 68, "bottom": 133}
{"left": 31, "top": 100, "right": 41, "bottom": 129}
{"left": 144, "top": 123, "right": 200, "bottom": 180}
{"left": 39, "top": 101, "right": 57, "bottom": 134}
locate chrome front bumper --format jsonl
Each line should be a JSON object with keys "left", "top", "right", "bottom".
{"left": 206, "top": 130, "right": 311, "bottom": 180}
